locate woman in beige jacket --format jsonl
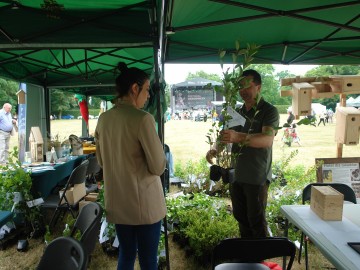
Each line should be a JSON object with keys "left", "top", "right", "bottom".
{"left": 95, "top": 62, "right": 166, "bottom": 270}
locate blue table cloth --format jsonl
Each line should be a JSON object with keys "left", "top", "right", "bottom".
{"left": 31, "top": 155, "right": 87, "bottom": 199}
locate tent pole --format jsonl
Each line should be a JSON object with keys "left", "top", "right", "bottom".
{"left": 153, "top": 0, "right": 171, "bottom": 268}
{"left": 43, "top": 75, "right": 51, "bottom": 149}
{"left": 337, "top": 94, "right": 347, "bottom": 158}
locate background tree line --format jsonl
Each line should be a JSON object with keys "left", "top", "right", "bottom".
{"left": 1, "top": 65, "right": 359, "bottom": 116}
{"left": 0, "top": 81, "right": 102, "bottom": 118}
{"left": 184, "top": 65, "right": 360, "bottom": 110}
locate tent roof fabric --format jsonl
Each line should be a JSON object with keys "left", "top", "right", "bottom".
{"left": 173, "top": 77, "right": 222, "bottom": 87}
{"left": 0, "top": 0, "right": 359, "bottom": 97}
{"left": 164, "top": 0, "right": 360, "bottom": 65}
{"left": 0, "top": 0, "right": 159, "bottom": 97}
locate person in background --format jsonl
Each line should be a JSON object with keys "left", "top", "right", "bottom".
{"left": 0, "top": 103, "right": 17, "bottom": 164}
{"left": 216, "top": 69, "right": 279, "bottom": 238}
{"left": 327, "top": 109, "right": 334, "bottom": 123}
{"left": 286, "top": 110, "right": 295, "bottom": 125}
{"left": 95, "top": 62, "right": 166, "bottom": 270}
{"left": 290, "top": 124, "right": 301, "bottom": 146}
{"left": 318, "top": 111, "right": 326, "bottom": 126}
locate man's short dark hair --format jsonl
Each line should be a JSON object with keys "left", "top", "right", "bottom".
{"left": 242, "top": 69, "right": 262, "bottom": 85}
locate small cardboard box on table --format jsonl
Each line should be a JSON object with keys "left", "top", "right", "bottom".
{"left": 59, "top": 183, "right": 86, "bottom": 205}
{"left": 29, "top": 127, "right": 44, "bottom": 162}
{"left": 310, "top": 185, "right": 344, "bottom": 221}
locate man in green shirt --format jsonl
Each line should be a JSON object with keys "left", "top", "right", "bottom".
{"left": 220, "top": 69, "right": 279, "bottom": 238}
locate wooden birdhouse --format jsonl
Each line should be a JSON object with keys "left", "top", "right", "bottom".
{"left": 330, "top": 75, "right": 360, "bottom": 94}
{"left": 29, "top": 127, "right": 44, "bottom": 162}
{"left": 291, "top": 82, "right": 313, "bottom": 116}
{"left": 335, "top": 107, "right": 360, "bottom": 145}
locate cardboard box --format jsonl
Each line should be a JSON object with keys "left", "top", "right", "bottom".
{"left": 59, "top": 182, "right": 86, "bottom": 205}
{"left": 335, "top": 107, "right": 360, "bottom": 145}
{"left": 29, "top": 127, "right": 44, "bottom": 162}
{"left": 310, "top": 185, "right": 344, "bottom": 220}
{"left": 84, "top": 193, "right": 98, "bottom": 202}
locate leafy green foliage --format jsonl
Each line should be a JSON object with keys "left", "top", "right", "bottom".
{"left": 0, "top": 78, "right": 18, "bottom": 106}
{"left": 0, "top": 147, "right": 41, "bottom": 228}
{"left": 174, "top": 158, "right": 229, "bottom": 196}
{"left": 186, "top": 70, "right": 222, "bottom": 82}
{"left": 207, "top": 42, "right": 260, "bottom": 169}
{"left": 170, "top": 154, "right": 325, "bottom": 261}
{"left": 166, "top": 193, "right": 238, "bottom": 260}
{"left": 297, "top": 117, "right": 316, "bottom": 126}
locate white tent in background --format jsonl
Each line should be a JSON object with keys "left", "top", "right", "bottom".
{"left": 287, "top": 103, "right": 326, "bottom": 116}
{"left": 311, "top": 103, "right": 327, "bottom": 115}
{"left": 346, "top": 96, "right": 360, "bottom": 108}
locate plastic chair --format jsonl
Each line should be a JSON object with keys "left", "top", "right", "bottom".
{"left": 41, "top": 159, "right": 89, "bottom": 228}
{"left": 37, "top": 236, "right": 88, "bottom": 270}
{"left": 70, "top": 202, "right": 103, "bottom": 258}
{"left": 211, "top": 237, "right": 296, "bottom": 270}
{"left": 298, "top": 182, "right": 357, "bottom": 269}
{"left": 85, "top": 155, "right": 101, "bottom": 194}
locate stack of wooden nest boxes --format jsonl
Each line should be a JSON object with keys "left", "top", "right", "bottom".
{"left": 281, "top": 75, "right": 360, "bottom": 146}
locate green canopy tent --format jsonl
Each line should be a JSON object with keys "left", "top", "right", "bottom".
{"left": 1, "top": 1, "right": 359, "bottom": 125}
{"left": 0, "top": 0, "right": 167, "bottom": 138}
{"left": 164, "top": 0, "right": 360, "bottom": 65}
{"left": 1, "top": 1, "right": 360, "bottom": 268}
{"left": 0, "top": 1, "right": 171, "bottom": 267}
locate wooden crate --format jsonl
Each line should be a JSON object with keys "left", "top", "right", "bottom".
{"left": 292, "top": 82, "right": 313, "bottom": 116}
{"left": 335, "top": 107, "right": 360, "bottom": 145}
{"left": 310, "top": 185, "right": 344, "bottom": 221}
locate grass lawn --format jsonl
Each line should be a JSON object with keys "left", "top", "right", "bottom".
{"left": 3, "top": 114, "right": 355, "bottom": 269}
{"left": 164, "top": 114, "right": 360, "bottom": 169}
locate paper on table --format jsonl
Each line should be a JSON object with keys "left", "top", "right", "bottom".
{"left": 27, "top": 166, "right": 55, "bottom": 172}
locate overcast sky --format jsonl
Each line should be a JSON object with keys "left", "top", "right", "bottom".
{"left": 164, "top": 64, "right": 318, "bottom": 85}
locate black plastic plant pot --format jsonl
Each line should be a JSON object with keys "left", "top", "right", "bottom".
{"left": 221, "top": 167, "right": 235, "bottom": 184}
{"left": 209, "top": 165, "right": 222, "bottom": 182}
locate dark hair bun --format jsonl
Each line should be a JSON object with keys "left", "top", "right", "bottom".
{"left": 117, "top": 62, "right": 128, "bottom": 73}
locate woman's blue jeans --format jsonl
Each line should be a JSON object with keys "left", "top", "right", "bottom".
{"left": 115, "top": 220, "right": 161, "bottom": 270}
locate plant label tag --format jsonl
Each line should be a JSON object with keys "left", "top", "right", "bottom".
{"left": 226, "top": 106, "right": 246, "bottom": 128}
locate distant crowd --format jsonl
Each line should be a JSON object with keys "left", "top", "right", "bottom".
{"left": 168, "top": 108, "right": 212, "bottom": 122}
